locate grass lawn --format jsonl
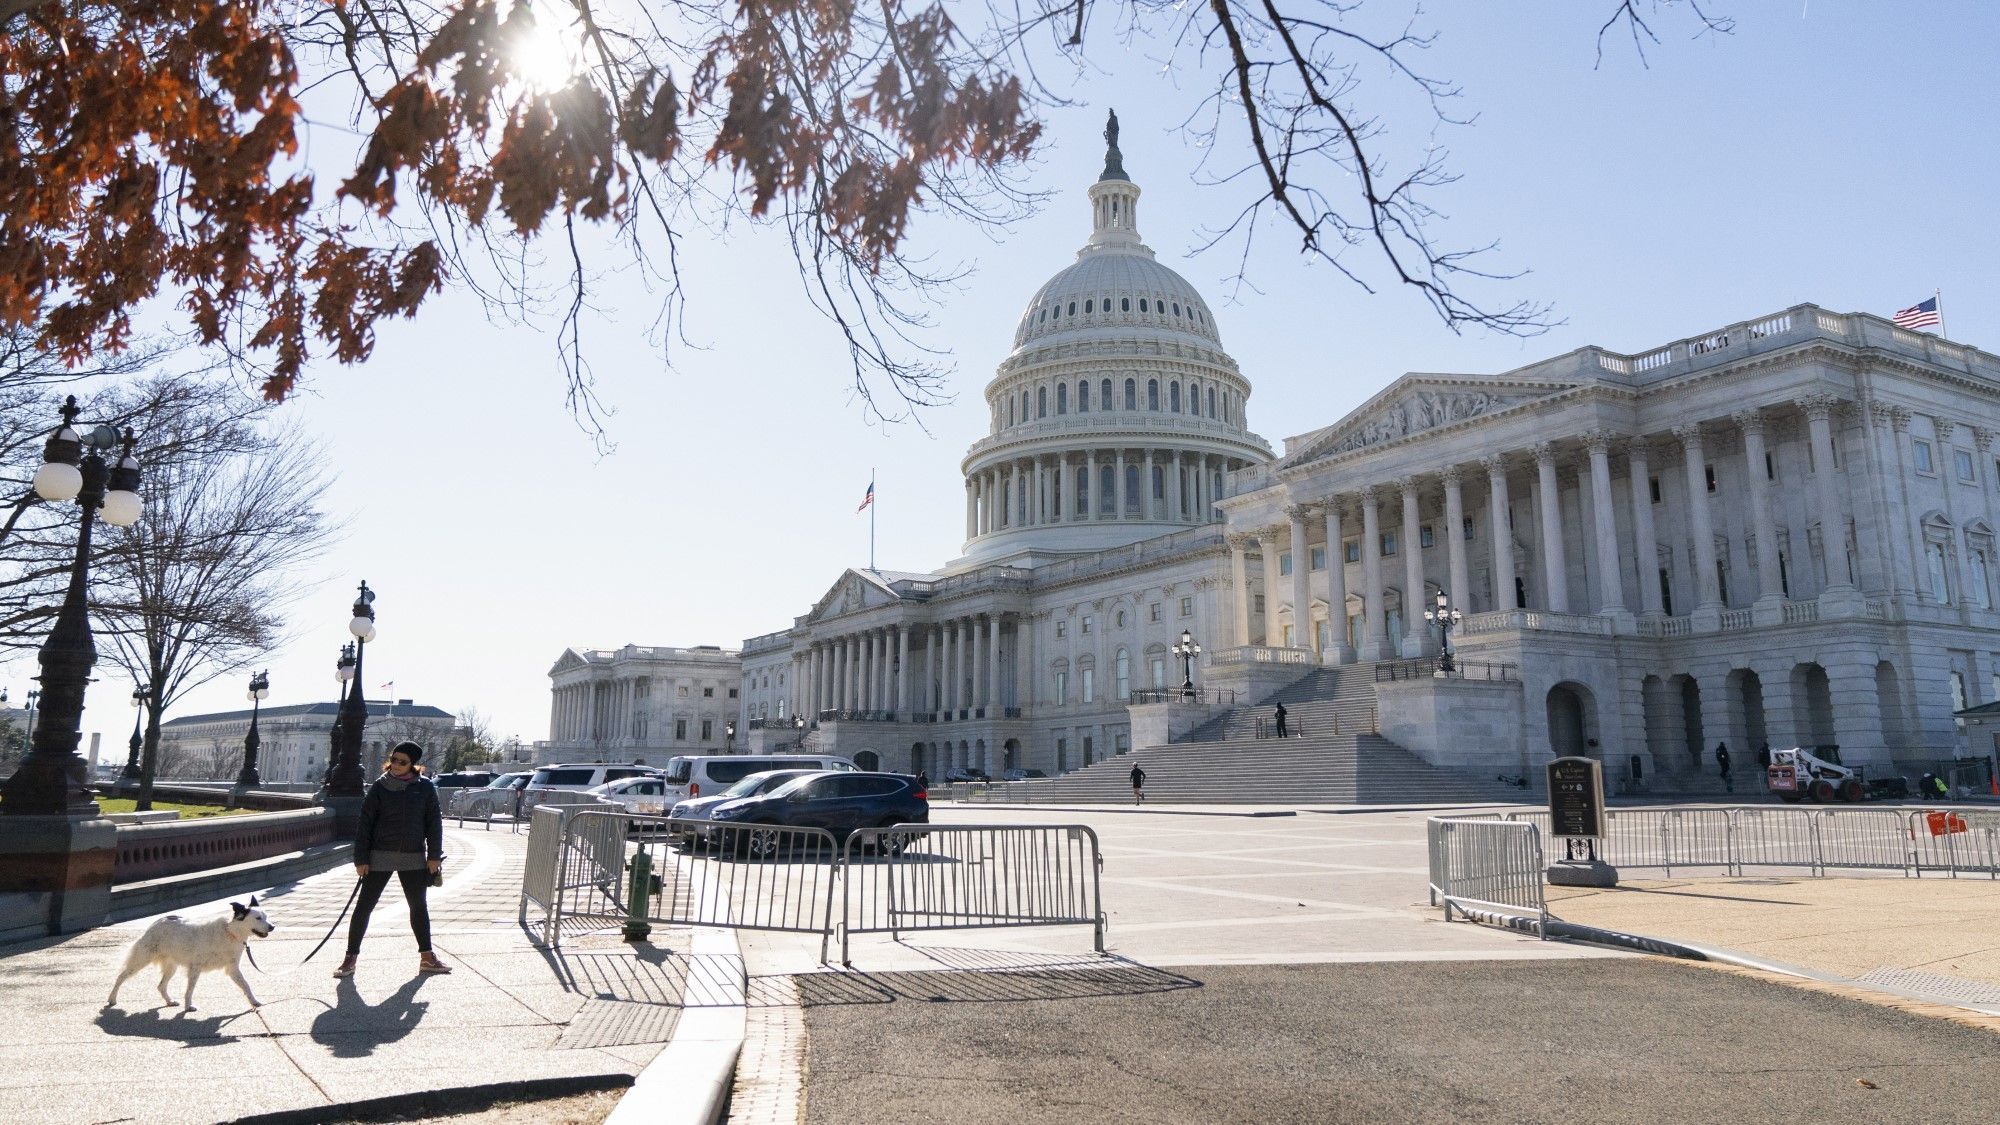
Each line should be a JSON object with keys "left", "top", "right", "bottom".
{"left": 95, "top": 797, "right": 256, "bottom": 818}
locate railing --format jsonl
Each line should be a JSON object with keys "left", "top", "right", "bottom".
{"left": 1252, "top": 718, "right": 1307, "bottom": 739}
{"left": 1783, "top": 599, "right": 1821, "bottom": 624}
{"left": 1456, "top": 609, "right": 1614, "bottom": 637}
{"left": 1373, "top": 659, "right": 1517, "bottom": 683}
{"left": 1718, "top": 608, "right": 1754, "bottom": 630}
{"left": 1210, "top": 645, "right": 1314, "bottom": 665}
{"left": 1634, "top": 615, "right": 1692, "bottom": 638}
{"left": 1500, "top": 806, "right": 2000, "bottom": 879}
{"left": 112, "top": 807, "right": 335, "bottom": 884}
{"left": 518, "top": 799, "right": 622, "bottom": 942}
{"left": 815, "top": 710, "right": 898, "bottom": 723}
{"left": 1426, "top": 817, "right": 1548, "bottom": 935}
{"left": 447, "top": 786, "right": 527, "bottom": 831}
{"left": 1130, "top": 688, "right": 1240, "bottom": 706}
{"left": 839, "top": 823, "right": 1105, "bottom": 965}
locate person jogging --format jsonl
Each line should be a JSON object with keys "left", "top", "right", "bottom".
{"left": 1130, "top": 761, "right": 1147, "bottom": 805}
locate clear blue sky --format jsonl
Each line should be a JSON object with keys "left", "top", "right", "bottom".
{"left": 9, "top": 2, "right": 1996, "bottom": 752}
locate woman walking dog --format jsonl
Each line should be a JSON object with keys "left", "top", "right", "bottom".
{"left": 335, "top": 741, "right": 451, "bottom": 978}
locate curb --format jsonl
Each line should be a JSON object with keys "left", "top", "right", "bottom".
{"left": 230, "top": 1073, "right": 633, "bottom": 1125}
{"left": 606, "top": 926, "right": 746, "bottom": 1125}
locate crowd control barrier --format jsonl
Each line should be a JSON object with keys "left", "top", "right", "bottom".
{"left": 1426, "top": 817, "right": 1548, "bottom": 935}
{"left": 1502, "top": 805, "right": 2000, "bottom": 878}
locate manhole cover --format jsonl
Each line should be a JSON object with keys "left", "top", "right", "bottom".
{"left": 556, "top": 998, "right": 681, "bottom": 1049}
{"left": 1854, "top": 967, "right": 2000, "bottom": 1008}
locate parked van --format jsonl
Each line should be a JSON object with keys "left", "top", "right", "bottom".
{"left": 523, "top": 762, "right": 660, "bottom": 808}
{"left": 661, "top": 754, "right": 855, "bottom": 803}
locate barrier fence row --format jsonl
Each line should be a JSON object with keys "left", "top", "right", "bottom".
{"left": 1425, "top": 816, "right": 1548, "bottom": 935}
{"left": 518, "top": 806, "right": 1105, "bottom": 965}
{"left": 1499, "top": 805, "right": 2000, "bottom": 878}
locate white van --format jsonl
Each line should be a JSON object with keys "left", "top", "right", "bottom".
{"left": 523, "top": 762, "right": 660, "bottom": 808}
{"left": 661, "top": 754, "right": 855, "bottom": 803}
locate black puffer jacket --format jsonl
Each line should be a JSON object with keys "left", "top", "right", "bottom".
{"left": 354, "top": 773, "right": 443, "bottom": 859}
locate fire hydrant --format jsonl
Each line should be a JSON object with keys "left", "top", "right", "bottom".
{"left": 622, "top": 850, "right": 653, "bottom": 943}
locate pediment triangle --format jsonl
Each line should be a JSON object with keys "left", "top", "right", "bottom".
{"left": 1282, "top": 374, "right": 1573, "bottom": 468}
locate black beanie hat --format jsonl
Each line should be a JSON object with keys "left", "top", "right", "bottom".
{"left": 393, "top": 740, "right": 424, "bottom": 762}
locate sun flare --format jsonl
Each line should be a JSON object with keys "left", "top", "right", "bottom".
{"left": 506, "top": 1, "right": 586, "bottom": 93}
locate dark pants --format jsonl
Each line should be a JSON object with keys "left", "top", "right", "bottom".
{"left": 1276, "top": 716, "right": 1289, "bottom": 737}
{"left": 347, "top": 868, "right": 432, "bottom": 955}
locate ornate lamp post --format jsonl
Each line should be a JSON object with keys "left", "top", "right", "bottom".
{"left": 791, "top": 714, "right": 806, "bottom": 750}
{"left": 1424, "top": 589, "right": 1464, "bottom": 674}
{"left": 120, "top": 682, "right": 150, "bottom": 788}
{"left": 24, "top": 690, "right": 38, "bottom": 739}
{"left": 2, "top": 397, "right": 143, "bottom": 816}
{"left": 235, "top": 670, "right": 270, "bottom": 789}
{"left": 321, "top": 583, "right": 378, "bottom": 836}
{"left": 725, "top": 721, "right": 736, "bottom": 754}
{"left": 1173, "top": 629, "right": 1202, "bottom": 698}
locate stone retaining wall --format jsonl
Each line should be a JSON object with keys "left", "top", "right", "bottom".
{"left": 113, "top": 807, "right": 334, "bottom": 884}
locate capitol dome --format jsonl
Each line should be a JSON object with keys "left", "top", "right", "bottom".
{"left": 951, "top": 113, "right": 1273, "bottom": 571}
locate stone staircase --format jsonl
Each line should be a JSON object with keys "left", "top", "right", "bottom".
{"left": 1016, "top": 664, "right": 1528, "bottom": 805}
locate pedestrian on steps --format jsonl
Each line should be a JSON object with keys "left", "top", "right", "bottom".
{"left": 1274, "top": 702, "right": 1289, "bottom": 739}
{"left": 1130, "top": 761, "right": 1147, "bottom": 805}
{"left": 1715, "top": 742, "right": 1733, "bottom": 794}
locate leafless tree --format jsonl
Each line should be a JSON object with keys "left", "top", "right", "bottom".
{"left": 89, "top": 410, "right": 341, "bottom": 809}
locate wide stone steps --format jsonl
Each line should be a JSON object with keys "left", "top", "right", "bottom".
{"left": 1005, "top": 733, "right": 1526, "bottom": 805}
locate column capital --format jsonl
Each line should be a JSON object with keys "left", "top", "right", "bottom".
{"left": 1529, "top": 441, "right": 1558, "bottom": 467}
{"left": 1580, "top": 430, "right": 1619, "bottom": 456}
{"left": 1392, "top": 475, "right": 1419, "bottom": 494}
{"left": 1358, "top": 483, "right": 1378, "bottom": 504}
{"left": 1935, "top": 417, "right": 1958, "bottom": 442}
{"left": 1730, "top": 410, "right": 1766, "bottom": 437}
{"left": 1285, "top": 502, "right": 1318, "bottom": 522}
{"left": 1889, "top": 405, "right": 1912, "bottom": 433}
{"left": 1438, "top": 466, "right": 1462, "bottom": 488}
{"left": 1796, "top": 393, "right": 1844, "bottom": 422}
{"left": 1261, "top": 523, "right": 1289, "bottom": 542}
{"left": 1976, "top": 427, "right": 1998, "bottom": 454}
{"left": 1867, "top": 399, "right": 1897, "bottom": 424}
{"left": 1623, "top": 437, "right": 1654, "bottom": 463}
{"left": 1226, "top": 532, "right": 1256, "bottom": 552}
{"left": 1478, "top": 454, "right": 1508, "bottom": 476}
{"left": 1671, "top": 422, "right": 1705, "bottom": 447}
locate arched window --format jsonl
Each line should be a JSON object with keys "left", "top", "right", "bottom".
{"left": 1056, "top": 383, "right": 1068, "bottom": 414}
{"left": 1075, "top": 467, "right": 1089, "bottom": 514}
{"left": 1006, "top": 398, "right": 1014, "bottom": 427}
{"left": 1099, "top": 465, "right": 1115, "bottom": 514}
{"left": 1021, "top": 390, "right": 1029, "bottom": 420}
{"left": 1926, "top": 542, "right": 1952, "bottom": 603}
{"left": 1101, "top": 379, "right": 1113, "bottom": 409}
{"left": 1037, "top": 386, "right": 1047, "bottom": 418}
{"left": 1115, "top": 648, "right": 1132, "bottom": 701}
{"left": 1139, "top": 299, "right": 1149, "bottom": 312}
{"left": 1207, "top": 386, "right": 1217, "bottom": 417}
{"left": 1172, "top": 302, "right": 1181, "bottom": 316}
{"left": 1038, "top": 309, "right": 1046, "bottom": 323}
{"left": 1147, "top": 379, "right": 1160, "bottom": 411}
{"left": 1084, "top": 299, "right": 1093, "bottom": 314}
{"left": 1124, "top": 378, "right": 1137, "bottom": 410}
{"left": 1124, "top": 463, "right": 1140, "bottom": 514}
{"left": 1169, "top": 382, "right": 1181, "bottom": 412}
{"left": 1121, "top": 297, "right": 1130, "bottom": 311}
{"left": 1152, "top": 465, "right": 1165, "bottom": 500}
{"left": 1078, "top": 381, "right": 1090, "bottom": 412}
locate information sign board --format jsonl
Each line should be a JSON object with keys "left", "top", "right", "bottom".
{"left": 1546, "top": 756, "right": 1606, "bottom": 839}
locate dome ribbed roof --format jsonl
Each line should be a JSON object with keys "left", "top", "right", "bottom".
{"left": 1011, "top": 251, "right": 1222, "bottom": 350}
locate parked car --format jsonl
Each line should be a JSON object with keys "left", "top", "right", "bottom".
{"left": 522, "top": 763, "right": 660, "bottom": 809}
{"left": 660, "top": 754, "right": 854, "bottom": 804}
{"left": 942, "top": 767, "right": 989, "bottom": 783}
{"left": 668, "top": 769, "right": 830, "bottom": 849}
{"left": 1000, "top": 768, "right": 1048, "bottom": 781}
{"left": 434, "top": 770, "right": 499, "bottom": 790}
{"left": 452, "top": 771, "right": 532, "bottom": 817}
{"left": 701, "top": 772, "right": 928, "bottom": 858}
{"left": 589, "top": 775, "right": 671, "bottom": 815}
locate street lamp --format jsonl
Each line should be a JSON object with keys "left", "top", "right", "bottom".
{"left": 725, "top": 721, "right": 736, "bottom": 753}
{"left": 322, "top": 582, "right": 378, "bottom": 836}
{"left": 1173, "top": 630, "right": 1202, "bottom": 698}
{"left": 236, "top": 670, "right": 270, "bottom": 789}
{"left": 122, "top": 682, "right": 150, "bottom": 786}
{"left": 1424, "top": 589, "right": 1464, "bottom": 674}
{"left": 792, "top": 714, "right": 806, "bottom": 750}
{"left": 2, "top": 397, "right": 142, "bottom": 816}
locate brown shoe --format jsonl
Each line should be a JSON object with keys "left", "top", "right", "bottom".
{"left": 417, "top": 954, "right": 452, "bottom": 975}
{"left": 332, "top": 955, "right": 357, "bottom": 978}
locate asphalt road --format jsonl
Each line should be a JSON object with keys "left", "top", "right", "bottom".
{"left": 800, "top": 958, "right": 2000, "bottom": 1124}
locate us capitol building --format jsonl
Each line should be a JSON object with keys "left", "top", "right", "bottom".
{"left": 549, "top": 121, "right": 2000, "bottom": 792}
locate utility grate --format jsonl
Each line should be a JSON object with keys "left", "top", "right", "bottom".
{"left": 1853, "top": 967, "right": 2000, "bottom": 1008}
{"left": 555, "top": 998, "right": 681, "bottom": 1049}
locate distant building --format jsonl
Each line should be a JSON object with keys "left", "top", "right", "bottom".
{"left": 539, "top": 645, "right": 744, "bottom": 766}
{"left": 157, "top": 699, "right": 457, "bottom": 786}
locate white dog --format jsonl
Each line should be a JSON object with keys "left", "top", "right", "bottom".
{"left": 107, "top": 897, "right": 275, "bottom": 1011}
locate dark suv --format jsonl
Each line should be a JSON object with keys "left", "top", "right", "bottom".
{"left": 706, "top": 772, "right": 928, "bottom": 856}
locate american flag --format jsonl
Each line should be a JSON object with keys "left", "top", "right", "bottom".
{"left": 1893, "top": 296, "right": 1941, "bottom": 331}
{"left": 856, "top": 480, "right": 874, "bottom": 513}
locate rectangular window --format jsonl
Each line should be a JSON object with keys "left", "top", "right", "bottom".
{"left": 1419, "top": 524, "right": 1435, "bottom": 549}
{"left": 727, "top": 688, "right": 738, "bottom": 699}
{"left": 1081, "top": 615, "right": 1094, "bottom": 634}
{"left": 1649, "top": 476, "right": 1662, "bottom": 504}
{"left": 1310, "top": 546, "right": 1326, "bottom": 571}
{"left": 1150, "top": 658, "right": 1166, "bottom": 688}
{"left": 1956, "top": 449, "right": 1977, "bottom": 482}
{"left": 1053, "top": 670, "right": 1067, "bottom": 703}
{"left": 1081, "top": 668, "right": 1095, "bottom": 703}
{"left": 674, "top": 719, "right": 688, "bottom": 741}
{"left": 1082, "top": 735, "right": 1095, "bottom": 764}
{"left": 1704, "top": 464, "right": 1717, "bottom": 493}
{"left": 700, "top": 720, "right": 713, "bottom": 741}
{"left": 1381, "top": 532, "right": 1398, "bottom": 557}
{"left": 1149, "top": 603, "right": 1162, "bottom": 622}
{"left": 1765, "top": 452, "right": 1776, "bottom": 482}
{"left": 1915, "top": 439, "right": 1935, "bottom": 474}
{"left": 1344, "top": 540, "right": 1360, "bottom": 564}
{"left": 1115, "top": 730, "right": 1129, "bottom": 756}
{"left": 1658, "top": 570, "right": 1674, "bottom": 617}
{"left": 1055, "top": 620, "right": 1066, "bottom": 639}
{"left": 702, "top": 686, "right": 714, "bottom": 697}
{"left": 1279, "top": 552, "right": 1293, "bottom": 576}
{"left": 1254, "top": 594, "right": 1265, "bottom": 613}
{"left": 1180, "top": 596, "right": 1194, "bottom": 617}
{"left": 1463, "top": 517, "right": 1476, "bottom": 541}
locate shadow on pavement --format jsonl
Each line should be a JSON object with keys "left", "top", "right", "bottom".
{"left": 752, "top": 950, "right": 1202, "bottom": 1009}
{"left": 94, "top": 1004, "right": 254, "bottom": 1045}
{"left": 308, "top": 976, "right": 432, "bottom": 1057}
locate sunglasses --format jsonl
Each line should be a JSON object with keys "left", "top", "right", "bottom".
{"left": 389, "top": 758, "right": 414, "bottom": 767}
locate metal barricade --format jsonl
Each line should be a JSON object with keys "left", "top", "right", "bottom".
{"left": 518, "top": 799, "right": 622, "bottom": 943}
{"left": 1728, "top": 806, "right": 1820, "bottom": 874}
{"left": 1907, "top": 809, "right": 2000, "bottom": 878}
{"left": 1815, "top": 808, "right": 1915, "bottom": 875}
{"left": 838, "top": 824, "right": 1106, "bottom": 966}
{"left": 1660, "top": 808, "right": 1735, "bottom": 875}
{"left": 1427, "top": 817, "right": 1547, "bottom": 936}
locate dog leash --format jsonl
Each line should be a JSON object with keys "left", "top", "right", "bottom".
{"left": 244, "top": 877, "right": 362, "bottom": 974}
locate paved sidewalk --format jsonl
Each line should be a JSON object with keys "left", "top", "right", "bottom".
{"left": 0, "top": 825, "right": 708, "bottom": 1125}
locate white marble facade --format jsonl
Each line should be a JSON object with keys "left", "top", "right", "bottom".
{"left": 539, "top": 645, "right": 743, "bottom": 766}
{"left": 157, "top": 700, "right": 457, "bottom": 785}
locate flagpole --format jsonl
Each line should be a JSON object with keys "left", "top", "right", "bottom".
{"left": 1936, "top": 288, "right": 1949, "bottom": 340}
{"left": 869, "top": 467, "right": 876, "bottom": 573}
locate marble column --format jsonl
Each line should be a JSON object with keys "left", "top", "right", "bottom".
{"left": 1584, "top": 433, "right": 1627, "bottom": 617}
{"left": 1142, "top": 451, "right": 1156, "bottom": 520}
{"left": 964, "top": 480, "right": 975, "bottom": 539}
{"left": 1533, "top": 443, "right": 1569, "bottom": 613}
{"left": 1288, "top": 504, "right": 1315, "bottom": 653}
{"left": 1627, "top": 441, "right": 1663, "bottom": 616}
{"left": 1890, "top": 408, "right": 1926, "bottom": 597}
{"left": 1322, "top": 499, "right": 1352, "bottom": 663}
{"left": 1735, "top": 411, "right": 1784, "bottom": 606}
{"left": 1114, "top": 450, "right": 1127, "bottom": 519}
{"left": 1937, "top": 418, "right": 1975, "bottom": 594}
{"left": 1866, "top": 404, "right": 1912, "bottom": 595}
{"left": 1016, "top": 616, "right": 1033, "bottom": 710}
{"left": 1259, "top": 526, "right": 1284, "bottom": 646}
{"left": 1360, "top": 486, "right": 1386, "bottom": 660}
{"left": 1483, "top": 457, "right": 1516, "bottom": 614}
{"left": 1442, "top": 468, "right": 1470, "bottom": 616}
{"left": 1083, "top": 452, "right": 1097, "bottom": 520}
{"left": 944, "top": 621, "right": 959, "bottom": 715}
{"left": 988, "top": 612, "right": 1003, "bottom": 712}
{"left": 972, "top": 615, "right": 988, "bottom": 713}
{"left": 1676, "top": 423, "right": 1724, "bottom": 611}
{"left": 1399, "top": 478, "right": 1426, "bottom": 655}
{"left": 930, "top": 625, "right": 944, "bottom": 717}
{"left": 1169, "top": 451, "right": 1185, "bottom": 521}
{"left": 895, "top": 625, "right": 910, "bottom": 716}
{"left": 1032, "top": 459, "right": 1046, "bottom": 526}
{"left": 1801, "top": 396, "right": 1855, "bottom": 594}
{"left": 1228, "top": 534, "right": 1253, "bottom": 646}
